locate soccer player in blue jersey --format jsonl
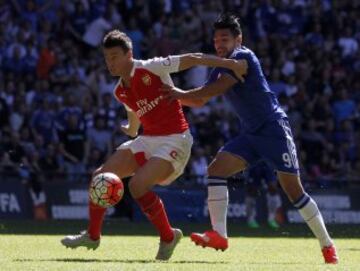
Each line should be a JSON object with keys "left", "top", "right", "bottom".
{"left": 162, "top": 14, "right": 338, "bottom": 264}
{"left": 244, "top": 160, "right": 281, "bottom": 229}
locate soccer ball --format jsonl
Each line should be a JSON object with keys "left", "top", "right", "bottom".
{"left": 89, "top": 172, "right": 124, "bottom": 207}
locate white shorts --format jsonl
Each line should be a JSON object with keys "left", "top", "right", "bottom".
{"left": 117, "top": 130, "right": 193, "bottom": 185}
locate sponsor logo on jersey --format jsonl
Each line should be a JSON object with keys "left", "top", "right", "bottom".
{"left": 135, "top": 96, "right": 164, "bottom": 118}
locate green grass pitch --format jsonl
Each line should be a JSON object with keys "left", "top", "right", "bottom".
{"left": 0, "top": 220, "right": 359, "bottom": 271}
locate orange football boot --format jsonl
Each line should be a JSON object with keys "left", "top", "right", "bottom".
{"left": 322, "top": 244, "right": 338, "bottom": 264}
{"left": 190, "top": 230, "right": 228, "bottom": 251}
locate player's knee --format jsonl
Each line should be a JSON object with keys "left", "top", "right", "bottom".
{"left": 278, "top": 173, "right": 305, "bottom": 202}
{"left": 207, "top": 154, "right": 247, "bottom": 178}
{"left": 207, "top": 164, "right": 229, "bottom": 178}
{"left": 128, "top": 176, "right": 150, "bottom": 199}
{"left": 282, "top": 182, "right": 304, "bottom": 202}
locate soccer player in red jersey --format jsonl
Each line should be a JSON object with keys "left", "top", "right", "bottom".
{"left": 61, "top": 30, "right": 247, "bottom": 260}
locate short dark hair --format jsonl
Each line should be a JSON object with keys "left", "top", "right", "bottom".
{"left": 213, "top": 13, "right": 242, "bottom": 37}
{"left": 102, "top": 30, "right": 132, "bottom": 52}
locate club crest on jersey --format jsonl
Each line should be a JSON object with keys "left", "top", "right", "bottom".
{"left": 142, "top": 74, "right": 151, "bottom": 86}
{"left": 162, "top": 57, "right": 171, "bottom": 66}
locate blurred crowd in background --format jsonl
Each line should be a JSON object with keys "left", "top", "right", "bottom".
{"left": 0, "top": 0, "right": 360, "bottom": 189}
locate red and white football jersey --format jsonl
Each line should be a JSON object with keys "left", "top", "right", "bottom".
{"left": 113, "top": 56, "right": 189, "bottom": 136}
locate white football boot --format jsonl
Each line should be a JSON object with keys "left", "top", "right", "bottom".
{"left": 155, "top": 228, "right": 183, "bottom": 260}
{"left": 61, "top": 231, "right": 100, "bottom": 250}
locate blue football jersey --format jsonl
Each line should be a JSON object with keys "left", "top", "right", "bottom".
{"left": 206, "top": 46, "right": 287, "bottom": 132}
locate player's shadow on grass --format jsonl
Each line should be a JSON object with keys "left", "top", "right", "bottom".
{"left": 343, "top": 248, "right": 360, "bottom": 251}
{"left": 14, "top": 258, "right": 228, "bottom": 264}
{"left": 2, "top": 221, "right": 360, "bottom": 238}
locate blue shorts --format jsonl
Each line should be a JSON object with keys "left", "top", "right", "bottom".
{"left": 246, "top": 161, "right": 277, "bottom": 186}
{"left": 221, "top": 119, "right": 300, "bottom": 175}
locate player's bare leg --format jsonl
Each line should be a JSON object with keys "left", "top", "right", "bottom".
{"left": 190, "top": 151, "right": 247, "bottom": 251}
{"left": 61, "top": 149, "right": 139, "bottom": 250}
{"left": 128, "top": 157, "right": 174, "bottom": 198}
{"left": 129, "top": 157, "right": 183, "bottom": 260}
{"left": 278, "top": 172, "right": 338, "bottom": 264}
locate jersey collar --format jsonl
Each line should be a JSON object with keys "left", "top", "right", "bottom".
{"left": 130, "top": 59, "right": 140, "bottom": 77}
{"left": 116, "top": 60, "right": 140, "bottom": 88}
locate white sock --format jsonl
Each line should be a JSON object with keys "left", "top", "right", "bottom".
{"left": 245, "top": 196, "right": 257, "bottom": 223}
{"left": 207, "top": 177, "right": 228, "bottom": 238}
{"left": 267, "top": 193, "right": 281, "bottom": 221}
{"left": 294, "top": 193, "right": 333, "bottom": 248}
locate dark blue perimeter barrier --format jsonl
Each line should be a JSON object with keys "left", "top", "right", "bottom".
{"left": 0, "top": 181, "right": 33, "bottom": 219}
{"left": 1, "top": 180, "right": 360, "bottom": 224}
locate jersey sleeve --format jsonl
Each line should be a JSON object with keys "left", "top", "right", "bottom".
{"left": 218, "top": 51, "right": 250, "bottom": 81}
{"left": 205, "top": 68, "right": 221, "bottom": 86}
{"left": 141, "top": 56, "right": 180, "bottom": 75}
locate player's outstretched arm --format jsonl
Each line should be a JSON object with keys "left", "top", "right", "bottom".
{"left": 177, "top": 53, "right": 247, "bottom": 81}
{"left": 162, "top": 73, "right": 237, "bottom": 105}
{"left": 121, "top": 107, "right": 141, "bottom": 138}
{"left": 179, "top": 97, "right": 210, "bottom": 107}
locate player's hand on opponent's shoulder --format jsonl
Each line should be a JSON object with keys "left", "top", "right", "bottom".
{"left": 230, "top": 59, "right": 248, "bottom": 82}
{"left": 160, "top": 84, "right": 187, "bottom": 102}
{"left": 121, "top": 124, "right": 138, "bottom": 138}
